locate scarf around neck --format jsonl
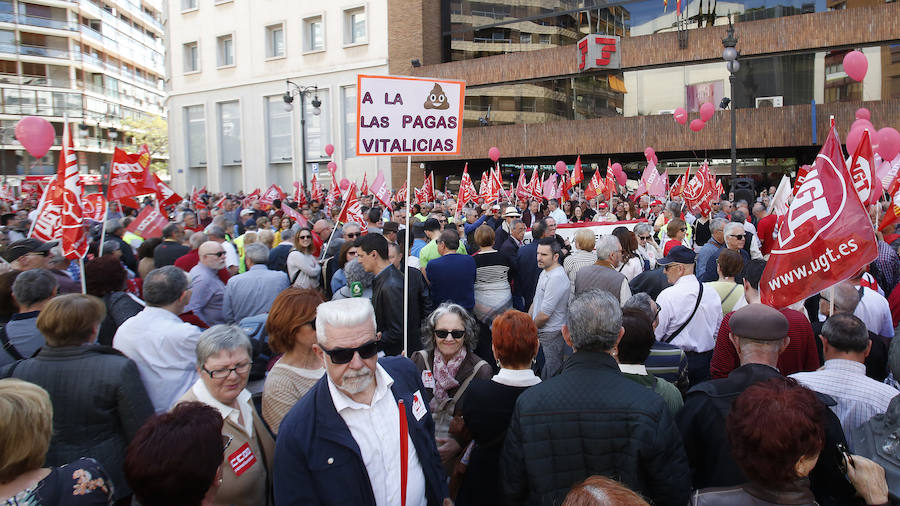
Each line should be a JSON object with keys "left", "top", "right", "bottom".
{"left": 431, "top": 347, "right": 467, "bottom": 411}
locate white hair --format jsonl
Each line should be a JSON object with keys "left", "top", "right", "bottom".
{"left": 724, "top": 222, "right": 744, "bottom": 236}
{"left": 315, "top": 298, "right": 377, "bottom": 345}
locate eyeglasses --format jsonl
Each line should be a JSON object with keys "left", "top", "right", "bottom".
{"left": 729, "top": 234, "right": 746, "bottom": 240}
{"left": 205, "top": 251, "right": 226, "bottom": 257}
{"left": 434, "top": 329, "right": 465, "bottom": 340}
{"left": 202, "top": 362, "right": 251, "bottom": 379}
{"left": 223, "top": 434, "right": 233, "bottom": 453}
{"left": 320, "top": 340, "right": 379, "bottom": 364}
{"left": 680, "top": 228, "right": 687, "bottom": 232}
{"left": 347, "top": 250, "right": 358, "bottom": 257}
{"left": 346, "top": 232, "right": 360, "bottom": 239}
{"left": 298, "top": 235, "right": 312, "bottom": 240}
{"left": 638, "top": 235, "right": 651, "bottom": 240}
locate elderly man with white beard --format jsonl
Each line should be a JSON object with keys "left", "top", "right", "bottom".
{"left": 273, "top": 297, "right": 451, "bottom": 506}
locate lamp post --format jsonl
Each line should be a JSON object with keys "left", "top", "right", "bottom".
{"left": 283, "top": 81, "right": 321, "bottom": 189}
{"left": 722, "top": 13, "right": 739, "bottom": 181}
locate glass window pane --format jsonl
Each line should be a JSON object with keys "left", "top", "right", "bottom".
{"left": 309, "top": 19, "right": 323, "bottom": 50}
{"left": 342, "top": 85, "right": 356, "bottom": 157}
{"left": 272, "top": 27, "right": 284, "bottom": 56}
{"left": 186, "top": 105, "right": 206, "bottom": 167}
{"left": 305, "top": 90, "right": 329, "bottom": 159}
{"left": 219, "top": 101, "right": 241, "bottom": 165}
{"left": 267, "top": 96, "right": 292, "bottom": 162}
{"left": 352, "top": 12, "right": 366, "bottom": 43}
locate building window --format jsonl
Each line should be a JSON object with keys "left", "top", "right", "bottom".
{"left": 266, "top": 24, "right": 285, "bottom": 58}
{"left": 266, "top": 96, "right": 292, "bottom": 162}
{"left": 181, "top": 0, "right": 197, "bottom": 11}
{"left": 183, "top": 42, "right": 199, "bottom": 73}
{"left": 540, "top": 34, "right": 551, "bottom": 44}
{"left": 305, "top": 89, "right": 329, "bottom": 159}
{"left": 219, "top": 101, "right": 241, "bottom": 165}
{"left": 344, "top": 7, "right": 366, "bottom": 45}
{"left": 520, "top": 33, "right": 531, "bottom": 44}
{"left": 342, "top": 85, "right": 356, "bottom": 157}
{"left": 217, "top": 34, "right": 234, "bottom": 67}
{"left": 304, "top": 15, "right": 324, "bottom": 52}
{"left": 185, "top": 105, "right": 206, "bottom": 167}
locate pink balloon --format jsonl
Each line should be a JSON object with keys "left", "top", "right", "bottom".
{"left": 851, "top": 119, "right": 875, "bottom": 134}
{"left": 846, "top": 126, "right": 865, "bottom": 155}
{"left": 614, "top": 170, "right": 627, "bottom": 187}
{"left": 876, "top": 127, "right": 900, "bottom": 161}
{"left": 15, "top": 116, "right": 55, "bottom": 159}
{"left": 699, "top": 102, "right": 715, "bottom": 122}
{"left": 855, "top": 108, "right": 870, "bottom": 121}
{"left": 339, "top": 178, "right": 350, "bottom": 191}
{"left": 690, "top": 119, "right": 705, "bottom": 132}
{"left": 327, "top": 161, "right": 337, "bottom": 171}
{"left": 611, "top": 162, "right": 623, "bottom": 174}
{"left": 555, "top": 160, "right": 567, "bottom": 173}
{"left": 324, "top": 144, "right": 335, "bottom": 156}
{"left": 644, "top": 147, "right": 657, "bottom": 165}
{"left": 673, "top": 107, "right": 688, "bottom": 125}
{"left": 488, "top": 146, "right": 500, "bottom": 162}
{"left": 843, "top": 50, "right": 868, "bottom": 82}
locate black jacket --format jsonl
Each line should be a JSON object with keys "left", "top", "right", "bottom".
{"left": 111, "top": 234, "right": 138, "bottom": 272}
{"left": 677, "top": 363, "right": 862, "bottom": 506}
{"left": 513, "top": 241, "right": 540, "bottom": 310}
{"left": 500, "top": 351, "right": 690, "bottom": 506}
{"left": 372, "top": 264, "right": 433, "bottom": 355}
{"left": 499, "top": 236, "right": 520, "bottom": 262}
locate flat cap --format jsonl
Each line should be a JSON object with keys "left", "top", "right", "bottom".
{"left": 730, "top": 303, "right": 789, "bottom": 341}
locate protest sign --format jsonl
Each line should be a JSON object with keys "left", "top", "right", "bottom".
{"left": 523, "top": 219, "right": 645, "bottom": 244}
{"left": 356, "top": 75, "right": 465, "bottom": 156}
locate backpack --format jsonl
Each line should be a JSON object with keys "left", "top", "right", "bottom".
{"left": 238, "top": 313, "right": 274, "bottom": 381}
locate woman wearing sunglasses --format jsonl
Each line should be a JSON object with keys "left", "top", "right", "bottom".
{"left": 286, "top": 227, "right": 320, "bottom": 290}
{"left": 412, "top": 303, "right": 492, "bottom": 477}
{"left": 178, "top": 325, "right": 274, "bottom": 506}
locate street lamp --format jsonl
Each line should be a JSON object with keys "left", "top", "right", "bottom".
{"left": 722, "top": 13, "right": 739, "bottom": 181}
{"left": 283, "top": 80, "right": 321, "bottom": 188}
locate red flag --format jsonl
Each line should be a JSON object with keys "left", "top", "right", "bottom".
{"left": 337, "top": 184, "right": 368, "bottom": 233}
{"left": 326, "top": 177, "right": 340, "bottom": 210}
{"left": 394, "top": 181, "right": 408, "bottom": 204}
{"left": 670, "top": 174, "right": 684, "bottom": 198}
{"left": 59, "top": 122, "right": 87, "bottom": 260}
{"left": 0, "top": 184, "right": 13, "bottom": 203}
{"left": 478, "top": 171, "right": 490, "bottom": 203}
{"left": 153, "top": 174, "right": 181, "bottom": 208}
{"left": 515, "top": 167, "right": 529, "bottom": 200}
{"left": 83, "top": 193, "right": 106, "bottom": 222}
{"left": 360, "top": 173, "right": 369, "bottom": 195}
{"left": 571, "top": 156, "right": 584, "bottom": 185}
{"left": 584, "top": 169, "right": 605, "bottom": 200}
{"left": 715, "top": 179, "right": 724, "bottom": 197}
{"left": 761, "top": 126, "right": 878, "bottom": 308}
{"left": 793, "top": 165, "right": 811, "bottom": 196}
{"left": 281, "top": 202, "right": 310, "bottom": 229}
{"left": 191, "top": 187, "right": 207, "bottom": 209}
{"left": 682, "top": 163, "right": 715, "bottom": 216}
{"left": 848, "top": 129, "right": 878, "bottom": 206}
{"left": 369, "top": 170, "right": 393, "bottom": 211}
{"left": 414, "top": 187, "right": 427, "bottom": 206}
{"left": 455, "top": 165, "right": 478, "bottom": 216}
{"left": 878, "top": 189, "right": 900, "bottom": 233}
{"left": 293, "top": 182, "right": 308, "bottom": 207}
{"left": 126, "top": 204, "right": 169, "bottom": 238}
{"left": 310, "top": 174, "right": 323, "bottom": 202}
{"left": 604, "top": 166, "right": 615, "bottom": 201}
{"left": 527, "top": 169, "right": 542, "bottom": 201}
{"left": 421, "top": 171, "right": 435, "bottom": 203}
{"left": 259, "top": 184, "right": 286, "bottom": 207}
{"left": 491, "top": 168, "right": 506, "bottom": 201}
{"left": 30, "top": 178, "right": 63, "bottom": 242}
{"left": 108, "top": 148, "right": 152, "bottom": 202}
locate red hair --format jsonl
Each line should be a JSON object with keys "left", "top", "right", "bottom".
{"left": 562, "top": 475, "right": 649, "bottom": 505}
{"left": 492, "top": 310, "right": 538, "bottom": 368}
{"left": 727, "top": 377, "right": 824, "bottom": 486}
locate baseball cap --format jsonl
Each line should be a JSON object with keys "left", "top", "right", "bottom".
{"left": 5, "top": 238, "right": 57, "bottom": 262}
{"left": 657, "top": 245, "right": 696, "bottom": 265}
{"left": 651, "top": 200, "right": 663, "bottom": 207}
{"left": 240, "top": 209, "right": 253, "bottom": 216}
{"left": 491, "top": 204, "right": 501, "bottom": 211}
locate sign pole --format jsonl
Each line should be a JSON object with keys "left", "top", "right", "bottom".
{"left": 404, "top": 155, "right": 411, "bottom": 357}
{"left": 79, "top": 257, "right": 86, "bottom": 294}
{"left": 97, "top": 202, "right": 110, "bottom": 256}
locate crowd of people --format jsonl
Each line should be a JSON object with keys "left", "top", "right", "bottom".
{"left": 0, "top": 184, "right": 899, "bottom": 506}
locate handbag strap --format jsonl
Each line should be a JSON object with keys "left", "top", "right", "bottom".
{"left": 0, "top": 324, "right": 23, "bottom": 361}
{"left": 663, "top": 280, "right": 704, "bottom": 344}
{"left": 722, "top": 283, "right": 740, "bottom": 305}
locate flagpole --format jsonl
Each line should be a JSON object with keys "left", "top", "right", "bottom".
{"left": 79, "top": 257, "right": 86, "bottom": 294}
{"left": 319, "top": 225, "right": 339, "bottom": 261}
{"left": 404, "top": 155, "right": 411, "bottom": 358}
{"left": 97, "top": 201, "right": 110, "bottom": 256}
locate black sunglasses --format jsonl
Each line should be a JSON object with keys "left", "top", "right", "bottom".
{"left": 346, "top": 232, "right": 360, "bottom": 238}
{"left": 434, "top": 329, "right": 465, "bottom": 340}
{"left": 320, "top": 339, "right": 378, "bottom": 364}
{"left": 298, "top": 234, "right": 312, "bottom": 239}
{"left": 730, "top": 234, "right": 746, "bottom": 240}
{"left": 205, "top": 251, "right": 226, "bottom": 257}
{"left": 638, "top": 235, "right": 651, "bottom": 240}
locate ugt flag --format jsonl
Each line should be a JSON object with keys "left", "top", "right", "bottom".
{"left": 760, "top": 126, "right": 877, "bottom": 308}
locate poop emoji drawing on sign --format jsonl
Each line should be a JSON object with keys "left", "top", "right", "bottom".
{"left": 424, "top": 83, "right": 450, "bottom": 110}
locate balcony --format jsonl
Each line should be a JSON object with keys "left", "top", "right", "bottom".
{"left": 0, "top": 73, "right": 70, "bottom": 88}
{"left": 0, "top": 42, "right": 70, "bottom": 59}
{"left": 18, "top": 14, "right": 76, "bottom": 31}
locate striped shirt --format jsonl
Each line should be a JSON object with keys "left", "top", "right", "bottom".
{"left": 791, "top": 359, "right": 899, "bottom": 450}
{"left": 645, "top": 341, "right": 689, "bottom": 393}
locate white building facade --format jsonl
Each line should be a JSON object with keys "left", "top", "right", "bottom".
{"left": 165, "top": 0, "right": 390, "bottom": 194}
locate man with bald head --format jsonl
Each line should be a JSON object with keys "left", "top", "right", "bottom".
{"left": 185, "top": 241, "right": 227, "bottom": 325}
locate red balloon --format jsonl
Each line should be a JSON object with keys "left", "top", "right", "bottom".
{"left": 846, "top": 126, "right": 865, "bottom": 155}
{"left": 855, "top": 108, "right": 870, "bottom": 121}
{"left": 851, "top": 119, "right": 875, "bottom": 134}
{"left": 488, "top": 146, "right": 500, "bottom": 162}
{"left": 555, "top": 160, "right": 567, "bottom": 173}
{"left": 339, "top": 178, "right": 350, "bottom": 191}
{"left": 690, "top": 119, "right": 705, "bottom": 132}
{"left": 15, "top": 116, "right": 55, "bottom": 159}
{"left": 614, "top": 169, "right": 627, "bottom": 187}
{"left": 843, "top": 50, "right": 868, "bottom": 82}
{"left": 324, "top": 144, "right": 335, "bottom": 157}
{"left": 674, "top": 107, "right": 688, "bottom": 125}
{"left": 644, "top": 147, "right": 657, "bottom": 165}
{"left": 327, "top": 161, "right": 337, "bottom": 171}
{"left": 876, "top": 127, "right": 900, "bottom": 161}
{"left": 699, "top": 102, "right": 715, "bottom": 122}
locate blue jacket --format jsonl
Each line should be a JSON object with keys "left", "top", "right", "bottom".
{"left": 514, "top": 241, "right": 541, "bottom": 310}
{"left": 273, "top": 356, "right": 448, "bottom": 505}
